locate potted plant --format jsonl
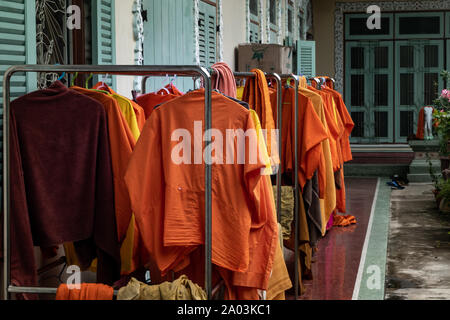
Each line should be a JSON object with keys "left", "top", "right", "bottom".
{"left": 437, "top": 178, "right": 450, "bottom": 213}
{"left": 432, "top": 71, "right": 450, "bottom": 171}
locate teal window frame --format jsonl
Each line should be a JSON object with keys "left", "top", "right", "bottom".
{"left": 345, "top": 13, "right": 394, "bottom": 41}
{"left": 345, "top": 41, "right": 394, "bottom": 143}
{"left": 394, "top": 39, "right": 444, "bottom": 142}
{"left": 268, "top": 0, "right": 280, "bottom": 44}
{"left": 285, "top": 1, "right": 294, "bottom": 46}
{"left": 395, "top": 12, "right": 444, "bottom": 40}
{"left": 249, "top": 0, "right": 261, "bottom": 43}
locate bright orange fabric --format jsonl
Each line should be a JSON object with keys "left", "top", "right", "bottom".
{"left": 70, "top": 87, "right": 139, "bottom": 273}
{"left": 299, "top": 85, "right": 337, "bottom": 231}
{"left": 93, "top": 82, "right": 146, "bottom": 132}
{"left": 136, "top": 93, "right": 179, "bottom": 119}
{"left": 282, "top": 87, "right": 328, "bottom": 190}
{"left": 242, "top": 69, "right": 279, "bottom": 167}
{"left": 124, "top": 89, "right": 278, "bottom": 296}
{"left": 56, "top": 283, "right": 114, "bottom": 300}
{"left": 71, "top": 87, "right": 135, "bottom": 243}
{"left": 322, "top": 87, "right": 354, "bottom": 163}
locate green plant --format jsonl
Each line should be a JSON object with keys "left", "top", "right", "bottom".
{"left": 433, "top": 70, "right": 450, "bottom": 156}
{"left": 437, "top": 178, "right": 450, "bottom": 207}
{"left": 428, "top": 153, "right": 441, "bottom": 190}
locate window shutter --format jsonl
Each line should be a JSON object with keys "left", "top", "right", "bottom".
{"left": 92, "top": 0, "right": 116, "bottom": 88}
{"left": 198, "top": 1, "right": 216, "bottom": 68}
{"left": 0, "top": 0, "right": 37, "bottom": 100}
{"left": 0, "top": 0, "right": 37, "bottom": 187}
{"left": 297, "top": 40, "right": 316, "bottom": 77}
{"left": 250, "top": 22, "right": 259, "bottom": 43}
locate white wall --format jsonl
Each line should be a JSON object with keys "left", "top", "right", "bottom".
{"left": 222, "top": 0, "right": 247, "bottom": 70}
{"left": 114, "top": 0, "right": 136, "bottom": 98}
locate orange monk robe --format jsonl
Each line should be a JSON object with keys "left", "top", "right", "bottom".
{"left": 70, "top": 87, "right": 139, "bottom": 273}
{"left": 93, "top": 82, "right": 146, "bottom": 131}
{"left": 322, "top": 87, "right": 354, "bottom": 163}
{"left": 299, "top": 82, "right": 336, "bottom": 234}
{"left": 242, "top": 69, "right": 280, "bottom": 168}
{"left": 124, "top": 89, "right": 278, "bottom": 299}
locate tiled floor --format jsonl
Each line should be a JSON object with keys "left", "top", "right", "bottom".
{"left": 284, "top": 177, "right": 379, "bottom": 300}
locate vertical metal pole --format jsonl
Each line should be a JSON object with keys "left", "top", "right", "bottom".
{"left": 2, "top": 68, "right": 12, "bottom": 300}
{"left": 141, "top": 76, "right": 149, "bottom": 94}
{"left": 292, "top": 74, "right": 300, "bottom": 300}
{"left": 269, "top": 73, "right": 283, "bottom": 223}
{"left": 202, "top": 69, "right": 212, "bottom": 300}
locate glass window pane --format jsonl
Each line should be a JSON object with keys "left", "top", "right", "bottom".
{"left": 424, "top": 45, "right": 439, "bottom": 68}
{"left": 400, "top": 111, "right": 414, "bottom": 137}
{"left": 270, "top": 0, "right": 277, "bottom": 25}
{"left": 400, "top": 46, "right": 414, "bottom": 68}
{"left": 351, "top": 75, "right": 365, "bottom": 106}
{"left": 374, "top": 47, "right": 388, "bottom": 69}
{"left": 399, "top": 16, "right": 441, "bottom": 35}
{"left": 351, "top": 112, "right": 365, "bottom": 137}
{"left": 349, "top": 17, "right": 390, "bottom": 36}
{"left": 375, "top": 112, "right": 388, "bottom": 137}
{"left": 288, "top": 9, "right": 292, "bottom": 32}
{"left": 424, "top": 73, "right": 438, "bottom": 105}
{"left": 351, "top": 47, "right": 364, "bottom": 69}
{"left": 400, "top": 73, "right": 414, "bottom": 105}
{"left": 250, "top": 0, "right": 258, "bottom": 16}
{"left": 374, "top": 74, "right": 388, "bottom": 106}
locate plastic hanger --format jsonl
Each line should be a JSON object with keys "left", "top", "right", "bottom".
{"left": 85, "top": 73, "right": 93, "bottom": 89}
{"left": 53, "top": 63, "right": 65, "bottom": 82}
{"left": 70, "top": 72, "right": 79, "bottom": 87}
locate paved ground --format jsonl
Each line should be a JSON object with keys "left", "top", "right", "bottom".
{"left": 385, "top": 183, "right": 450, "bottom": 300}
{"left": 284, "top": 177, "right": 380, "bottom": 300}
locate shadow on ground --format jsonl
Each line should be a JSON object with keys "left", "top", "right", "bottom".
{"left": 385, "top": 183, "right": 450, "bottom": 300}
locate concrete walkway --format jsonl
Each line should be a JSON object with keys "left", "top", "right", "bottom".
{"left": 385, "top": 183, "right": 450, "bottom": 300}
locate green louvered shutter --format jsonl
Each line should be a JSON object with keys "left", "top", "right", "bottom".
{"left": 92, "top": 0, "right": 116, "bottom": 88}
{"left": 249, "top": 22, "right": 259, "bottom": 43}
{"left": 0, "top": 0, "right": 37, "bottom": 193}
{"left": 198, "top": 1, "right": 216, "bottom": 68}
{"left": 297, "top": 40, "right": 316, "bottom": 77}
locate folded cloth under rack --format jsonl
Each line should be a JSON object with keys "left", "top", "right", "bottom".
{"left": 117, "top": 276, "right": 207, "bottom": 300}
{"left": 272, "top": 186, "right": 294, "bottom": 240}
{"left": 56, "top": 283, "right": 114, "bottom": 300}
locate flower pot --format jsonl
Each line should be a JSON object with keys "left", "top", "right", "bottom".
{"left": 439, "top": 198, "right": 450, "bottom": 213}
{"left": 441, "top": 156, "right": 450, "bottom": 172}
{"left": 433, "top": 189, "right": 442, "bottom": 208}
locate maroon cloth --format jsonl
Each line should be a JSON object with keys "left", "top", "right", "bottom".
{"left": 7, "top": 81, "right": 121, "bottom": 298}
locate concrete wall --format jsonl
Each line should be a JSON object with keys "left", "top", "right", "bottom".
{"left": 222, "top": 0, "right": 247, "bottom": 69}
{"left": 114, "top": 0, "right": 136, "bottom": 98}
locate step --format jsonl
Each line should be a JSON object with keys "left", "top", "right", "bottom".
{"left": 409, "top": 160, "right": 441, "bottom": 175}
{"left": 407, "top": 173, "right": 440, "bottom": 183}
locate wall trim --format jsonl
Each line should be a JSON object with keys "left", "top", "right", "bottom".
{"left": 133, "top": 0, "right": 144, "bottom": 91}
{"left": 334, "top": 0, "right": 450, "bottom": 94}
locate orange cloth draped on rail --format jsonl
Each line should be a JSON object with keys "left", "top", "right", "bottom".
{"left": 322, "top": 87, "right": 354, "bottom": 163}
{"left": 70, "top": 86, "right": 139, "bottom": 273}
{"left": 136, "top": 92, "right": 180, "bottom": 119}
{"left": 93, "top": 82, "right": 146, "bottom": 131}
{"left": 56, "top": 283, "right": 114, "bottom": 300}
{"left": 211, "top": 62, "right": 237, "bottom": 98}
{"left": 124, "top": 89, "right": 278, "bottom": 299}
{"left": 299, "top": 82, "right": 336, "bottom": 232}
{"left": 282, "top": 87, "right": 328, "bottom": 190}
{"left": 242, "top": 69, "right": 279, "bottom": 167}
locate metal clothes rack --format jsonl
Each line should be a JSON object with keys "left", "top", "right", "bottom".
{"left": 140, "top": 71, "right": 284, "bottom": 221}
{"left": 278, "top": 74, "right": 300, "bottom": 300}
{"left": 1, "top": 65, "right": 213, "bottom": 300}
